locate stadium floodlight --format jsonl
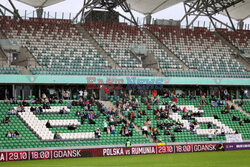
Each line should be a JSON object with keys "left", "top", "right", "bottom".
{"left": 181, "top": 0, "right": 244, "bottom": 31}
{"left": 72, "top": 0, "right": 138, "bottom": 25}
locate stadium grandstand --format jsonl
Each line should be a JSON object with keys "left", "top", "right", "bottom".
{"left": 0, "top": 0, "right": 250, "bottom": 163}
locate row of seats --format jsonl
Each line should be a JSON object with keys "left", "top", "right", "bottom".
{"left": 0, "top": 67, "right": 20, "bottom": 75}
{"left": 162, "top": 70, "right": 250, "bottom": 78}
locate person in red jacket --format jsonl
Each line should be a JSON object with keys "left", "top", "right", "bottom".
{"left": 105, "top": 88, "right": 109, "bottom": 101}
{"left": 147, "top": 104, "right": 151, "bottom": 110}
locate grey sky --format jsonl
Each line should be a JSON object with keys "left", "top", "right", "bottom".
{"left": 1, "top": 0, "right": 250, "bottom": 27}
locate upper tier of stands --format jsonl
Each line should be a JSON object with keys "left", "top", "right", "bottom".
{"left": 0, "top": 16, "right": 249, "bottom": 78}
{"left": 83, "top": 21, "right": 182, "bottom": 70}
{"left": 0, "top": 17, "right": 111, "bottom": 75}
{"left": 216, "top": 28, "right": 250, "bottom": 57}
{"left": 146, "top": 25, "right": 248, "bottom": 76}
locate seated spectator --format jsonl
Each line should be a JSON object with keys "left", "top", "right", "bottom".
{"left": 238, "top": 100, "right": 244, "bottom": 106}
{"left": 95, "top": 128, "right": 101, "bottom": 138}
{"left": 164, "top": 129, "right": 171, "bottom": 135}
{"left": 232, "top": 115, "right": 240, "bottom": 121}
{"left": 111, "top": 125, "right": 115, "bottom": 134}
{"left": 142, "top": 125, "right": 148, "bottom": 136}
{"left": 231, "top": 104, "right": 235, "bottom": 110}
{"left": 214, "top": 114, "right": 219, "bottom": 119}
{"left": 3, "top": 117, "right": 10, "bottom": 124}
{"left": 174, "top": 126, "right": 182, "bottom": 132}
{"left": 46, "top": 120, "right": 52, "bottom": 128}
{"left": 54, "top": 132, "right": 59, "bottom": 139}
{"left": 67, "top": 102, "right": 72, "bottom": 109}
{"left": 221, "top": 127, "right": 225, "bottom": 136}
{"left": 75, "top": 110, "right": 80, "bottom": 116}
{"left": 244, "top": 118, "right": 250, "bottom": 123}
{"left": 59, "top": 108, "right": 67, "bottom": 114}
{"left": 4, "top": 98, "right": 9, "bottom": 104}
{"left": 30, "top": 106, "right": 35, "bottom": 112}
{"left": 13, "top": 130, "right": 20, "bottom": 137}
{"left": 239, "top": 120, "right": 243, "bottom": 126}
{"left": 171, "top": 133, "right": 175, "bottom": 142}
{"left": 208, "top": 122, "right": 212, "bottom": 129}
{"left": 68, "top": 123, "right": 77, "bottom": 130}
{"left": 6, "top": 131, "right": 12, "bottom": 138}
{"left": 7, "top": 108, "right": 16, "bottom": 115}
{"left": 107, "top": 126, "right": 111, "bottom": 135}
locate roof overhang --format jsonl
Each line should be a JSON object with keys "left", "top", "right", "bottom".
{"left": 17, "top": 0, "right": 65, "bottom": 8}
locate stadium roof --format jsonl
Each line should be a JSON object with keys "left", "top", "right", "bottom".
{"left": 17, "top": 0, "right": 65, "bottom": 8}
{"left": 15, "top": 0, "right": 250, "bottom": 21}
{"left": 126, "top": 0, "right": 250, "bottom": 21}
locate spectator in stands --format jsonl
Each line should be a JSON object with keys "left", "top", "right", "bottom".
{"left": 3, "top": 117, "right": 10, "bottom": 124}
{"left": 208, "top": 130, "right": 213, "bottom": 141}
{"left": 107, "top": 126, "right": 111, "bottom": 135}
{"left": 6, "top": 131, "right": 12, "bottom": 138}
{"left": 221, "top": 127, "right": 225, "bottom": 136}
{"left": 232, "top": 115, "right": 240, "bottom": 121}
{"left": 95, "top": 128, "right": 101, "bottom": 138}
{"left": 238, "top": 99, "right": 244, "bottom": 106}
{"left": 142, "top": 124, "right": 148, "bottom": 136}
{"left": 13, "top": 130, "right": 20, "bottom": 137}
{"left": 57, "top": 133, "right": 62, "bottom": 140}
{"left": 174, "top": 126, "right": 182, "bottom": 132}
{"left": 9, "top": 98, "right": 14, "bottom": 104}
{"left": 243, "top": 89, "right": 248, "bottom": 99}
{"left": 67, "top": 102, "right": 72, "bottom": 109}
{"left": 4, "top": 97, "right": 9, "bottom": 104}
{"left": 54, "top": 132, "right": 59, "bottom": 139}
{"left": 46, "top": 120, "right": 52, "bottom": 128}
{"left": 103, "top": 120, "right": 108, "bottom": 132}
{"left": 75, "top": 110, "right": 80, "bottom": 116}
{"left": 68, "top": 123, "right": 77, "bottom": 130}
{"left": 171, "top": 133, "right": 175, "bottom": 142}
{"left": 239, "top": 120, "right": 243, "bottom": 126}
{"left": 244, "top": 118, "right": 250, "bottom": 123}
{"left": 213, "top": 114, "right": 219, "bottom": 119}
{"left": 235, "top": 129, "right": 238, "bottom": 134}
{"left": 88, "top": 113, "right": 95, "bottom": 124}
{"left": 208, "top": 122, "right": 212, "bottom": 129}
{"left": 125, "top": 139, "right": 131, "bottom": 147}
{"left": 111, "top": 125, "right": 115, "bottom": 134}
{"left": 80, "top": 114, "right": 85, "bottom": 125}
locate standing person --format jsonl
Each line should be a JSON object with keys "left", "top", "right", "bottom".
{"left": 79, "top": 89, "right": 83, "bottom": 99}
{"left": 218, "top": 139, "right": 224, "bottom": 151}
{"left": 125, "top": 139, "right": 131, "bottom": 147}
{"left": 105, "top": 88, "right": 109, "bottom": 101}
{"left": 208, "top": 130, "right": 213, "bottom": 141}
{"left": 103, "top": 120, "right": 108, "bottom": 132}
{"left": 171, "top": 133, "right": 175, "bottom": 142}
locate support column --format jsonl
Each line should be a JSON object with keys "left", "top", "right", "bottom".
{"left": 12, "top": 84, "right": 15, "bottom": 98}
{"left": 238, "top": 20, "right": 244, "bottom": 30}
{"left": 36, "top": 8, "right": 43, "bottom": 18}
{"left": 145, "top": 14, "right": 152, "bottom": 25}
